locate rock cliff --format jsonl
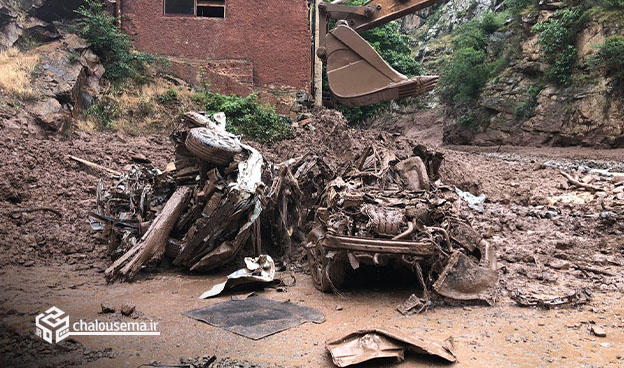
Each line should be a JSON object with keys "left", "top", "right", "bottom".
{"left": 410, "top": 0, "right": 624, "bottom": 147}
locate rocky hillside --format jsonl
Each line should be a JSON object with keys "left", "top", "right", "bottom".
{"left": 407, "top": 0, "right": 624, "bottom": 148}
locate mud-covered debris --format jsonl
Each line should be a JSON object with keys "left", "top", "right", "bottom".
{"left": 69, "top": 155, "right": 122, "bottom": 176}
{"left": 92, "top": 112, "right": 303, "bottom": 281}
{"left": 120, "top": 303, "right": 136, "bottom": 316}
{"left": 511, "top": 288, "right": 592, "bottom": 309}
{"left": 138, "top": 356, "right": 216, "bottom": 368}
{"left": 306, "top": 144, "right": 499, "bottom": 302}
{"left": 397, "top": 294, "right": 431, "bottom": 315}
{"left": 100, "top": 303, "right": 115, "bottom": 314}
{"left": 105, "top": 186, "right": 192, "bottom": 282}
{"left": 591, "top": 325, "right": 607, "bottom": 337}
{"left": 200, "top": 255, "right": 276, "bottom": 299}
{"left": 433, "top": 251, "right": 499, "bottom": 306}
{"left": 326, "top": 327, "right": 456, "bottom": 367}
{"left": 455, "top": 187, "right": 486, "bottom": 212}
{"left": 560, "top": 171, "right": 604, "bottom": 192}
{"left": 183, "top": 296, "right": 325, "bottom": 340}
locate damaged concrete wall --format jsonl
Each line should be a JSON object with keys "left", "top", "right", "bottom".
{"left": 120, "top": 0, "right": 312, "bottom": 112}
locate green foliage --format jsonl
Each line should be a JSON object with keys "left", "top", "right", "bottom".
{"left": 87, "top": 99, "right": 117, "bottom": 128}
{"left": 158, "top": 89, "right": 178, "bottom": 104}
{"left": 68, "top": 52, "right": 79, "bottom": 64}
{"left": 600, "top": 0, "right": 624, "bottom": 9}
{"left": 75, "top": 0, "right": 167, "bottom": 82}
{"left": 546, "top": 45, "right": 578, "bottom": 85}
{"left": 440, "top": 48, "right": 490, "bottom": 104}
{"left": 532, "top": 9, "right": 584, "bottom": 54}
{"left": 193, "top": 90, "right": 291, "bottom": 143}
{"left": 480, "top": 12, "right": 508, "bottom": 34}
{"left": 360, "top": 22, "right": 423, "bottom": 77}
{"left": 439, "top": 13, "right": 506, "bottom": 107}
{"left": 458, "top": 113, "right": 478, "bottom": 129}
{"left": 531, "top": 8, "right": 587, "bottom": 85}
{"left": 505, "top": 0, "right": 534, "bottom": 16}
{"left": 590, "top": 36, "right": 624, "bottom": 88}
{"left": 514, "top": 84, "right": 543, "bottom": 120}
{"left": 451, "top": 19, "right": 489, "bottom": 50}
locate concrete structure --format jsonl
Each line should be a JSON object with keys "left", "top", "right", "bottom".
{"left": 119, "top": 0, "right": 312, "bottom": 112}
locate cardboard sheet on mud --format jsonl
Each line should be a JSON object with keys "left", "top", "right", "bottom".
{"left": 326, "top": 327, "right": 456, "bottom": 367}
{"left": 183, "top": 296, "right": 325, "bottom": 340}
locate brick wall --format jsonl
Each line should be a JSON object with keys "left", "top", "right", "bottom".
{"left": 120, "top": 0, "right": 311, "bottom": 100}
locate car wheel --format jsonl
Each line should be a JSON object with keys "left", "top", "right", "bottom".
{"left": 185, "top": 127, "right": 242, "bottom": 166}
{"left": 310, "top": 246, "right": 346, "bottom": 293}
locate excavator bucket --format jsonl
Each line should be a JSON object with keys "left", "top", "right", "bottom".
{"left": 325, "top": 24, "right": 438, "bottom": 107}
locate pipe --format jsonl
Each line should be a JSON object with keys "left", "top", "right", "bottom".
{"left": 116, "top": 0, "right": 122, "bottom": 29}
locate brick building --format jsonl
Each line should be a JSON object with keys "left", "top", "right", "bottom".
{"left": 117, "top": 0, "right": 312, "bottom": 112}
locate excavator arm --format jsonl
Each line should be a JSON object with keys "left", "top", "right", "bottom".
{"left": 317, "top": 0, "right": 445, "bottom": 107}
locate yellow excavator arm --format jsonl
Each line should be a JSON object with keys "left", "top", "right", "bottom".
{"left": 317, "top": 0, "right": 444, "bottom": 107}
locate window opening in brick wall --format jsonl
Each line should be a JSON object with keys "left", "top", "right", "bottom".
{"left": 164, "top": 0, "right": 225, "bottom": 18}
{"left": 197, "top": 0, "right": 225, "bottom": 18}
{"left": 164, "top": 0, "right": 194, "bottom": 15}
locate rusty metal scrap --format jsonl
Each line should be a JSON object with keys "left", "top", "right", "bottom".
{"left": 306, "top": 144, "right": 499, "bottom": 301}
{"left": 511, "top": 288, "right": 593, "bottom": 309}
{"left": 92, "top": 112, "right": 303, "bottom": 280}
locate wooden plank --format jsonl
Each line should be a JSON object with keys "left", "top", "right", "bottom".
{"left": 105, "top": 186, "right": 192, "bottom": 282}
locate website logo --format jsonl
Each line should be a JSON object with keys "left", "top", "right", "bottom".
{"left": 35, "top": 306, "right": 160, "bottom": 344}
{"left": 35, "top": 306, "right": 70, "bottom": 344}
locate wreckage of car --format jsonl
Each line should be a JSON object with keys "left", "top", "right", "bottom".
{"left": 93, "top": 110, "right": 498, "bottom": 306}
{"left": 305, "top": 145, "right": 499, "bottom": 304}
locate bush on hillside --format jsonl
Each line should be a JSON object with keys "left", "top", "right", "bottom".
{"left": 439, "top": 12, "right": 506, "bottom": 107}
{"left": 531, "top": 8, "right": 587, "bottom": 85}
{"left": 75, "top": 0, "right": 166, "bottom": 82}
{"left": 504, "top": 0, "right": 538, "bottom": 17}
{"left": 590, "top": 36, "right": 624, "bottom": 88}
{"left": 193, "top": 90, "right": 292, "bottom": 143}
{"left": 600, "top": 0, "right": 624, "bottom": 9}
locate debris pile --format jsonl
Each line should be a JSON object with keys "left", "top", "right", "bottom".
{"left": 92, "top": 109, "right": 500, "bottom": 306}
{"left": 92, "top": 112, "right": 300, "bottom": 282}
{"left": 305, "top": 144, "right": 499, "bottom": 304}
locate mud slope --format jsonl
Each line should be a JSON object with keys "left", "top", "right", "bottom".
{"left": 1, "top": 112, "right": 623, "bottom": 367}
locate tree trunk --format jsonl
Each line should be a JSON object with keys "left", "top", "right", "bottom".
{"left": 105, "top": 186, "right": 192, "bottom": 282}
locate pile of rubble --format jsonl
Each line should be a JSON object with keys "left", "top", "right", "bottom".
{"left": 92, "top": 110, "right": 499, "bottom": 306}
{"left": 305, "top": 143, "right": 498, "bottom": 306}
{"left": 92, "top": 112, "right": 301, "bottom": 282}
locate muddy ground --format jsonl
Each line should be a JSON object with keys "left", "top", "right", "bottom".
{"left": 0, "top": 111, "right": 623, "bottom": 367}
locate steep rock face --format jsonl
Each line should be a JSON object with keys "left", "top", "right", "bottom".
{"left": 0, "top": 0, "right": 82, "bottom": 51}
{"left": 425, "top": 0, "right": 498, "bottom": 39}
{"left": 410, "top": 0, "right": 503, "bottom": 73}
{"left": 435, "top": 4, "right": 624, "bottom": 148}
{"left": 452, "top": 80, "right": 624, "bottom": 147}
{"left": 26, "top": 33, "right": 105, "bottom": 131}
{"left": 0, "top": 0, "right": 104, "bottom": 132}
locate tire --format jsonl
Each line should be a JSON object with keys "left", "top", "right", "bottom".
{"left": 185, "top": 127, "right": 242, "bottom": 165}
{"left": 309, "top": 245, "right": 346, "bottom": 292}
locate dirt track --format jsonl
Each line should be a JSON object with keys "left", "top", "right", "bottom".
{"left": 1, "top": 112, "right": 623, "bottom": 367}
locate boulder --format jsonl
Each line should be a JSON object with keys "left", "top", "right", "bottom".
{"left": 29, "top": 97, "right": 71, "bottom": 131}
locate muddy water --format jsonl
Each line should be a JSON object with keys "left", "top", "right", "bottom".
{"left": 2, "top": 265, "right": 622, "bottom": 367}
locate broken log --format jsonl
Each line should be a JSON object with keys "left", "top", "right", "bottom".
{"left": 105, "top": 186, "right": 191, "bottom": 282}
{"left": 69, "top": 155, "right": 122, "bottom": 176}
{"left": 8, "top": 207, "right": 62, "bottom": 218}
{"left": 560, "top": 171, "right": 602, "bottom": 192}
